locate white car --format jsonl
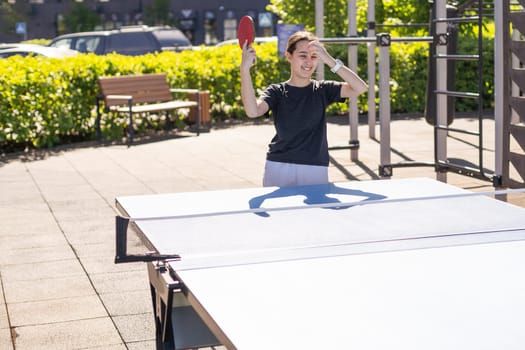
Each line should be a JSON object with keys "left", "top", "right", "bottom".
{"left": 48, "top": 26, "right": 192, "bottom": 55}
{"left": 0, "top": 43, "right": 79, "bottom": 58}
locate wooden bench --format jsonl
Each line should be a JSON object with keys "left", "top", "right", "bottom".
{"left": 96, "top": 73, "right": 210, "bottom": 144}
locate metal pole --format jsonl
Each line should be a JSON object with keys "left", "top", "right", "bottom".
{"left": 494, "top": 0, "right": 504, "bottom": 186}
{"left": 315, "top": 0, "right": 325, "bottom": 81}
{"left": 348, "top": 0, "right": 359, "bottom": 161}
{"left": 435, "top": 0, "right": 448, "bottom": 182}
{"left": 378, "top": 33, "right": 391, "bottom": 178}
{"left": 367, "top": 0, "right": 377, "bottom": 139}
{"left": 496, "top": 0, "right": 512, "bottom": 190}
{"left": 512, "top": 28, "right": 519, "bottom": 124}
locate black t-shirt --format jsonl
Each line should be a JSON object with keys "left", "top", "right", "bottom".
{"left": 261, "top": 80, "right": 346, "bottom": 166}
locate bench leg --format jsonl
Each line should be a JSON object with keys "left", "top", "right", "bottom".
{"left": 128, "top": 102, "right": 134, "bottom": 145}
{"left": 96, "top": 98, "right": 102, "bottom": 141}
{"left": 196, "top": 93, "right": 201, "bottom": 136}
{"left": 164, "top": 111, "right": 172, "bottom": 131}
{"left": 187, "top": 91, "right": 212, "bottom": 135}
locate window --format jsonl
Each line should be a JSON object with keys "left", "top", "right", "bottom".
{"left": 223, "top": 18, "right": 237, "bottom": 41}
{"left": 204, "top": 11, "right": 217, "bottom": 45}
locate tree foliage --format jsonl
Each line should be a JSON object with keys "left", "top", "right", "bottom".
{"left": 266, "top": 0, "right": 483, "bottom": 37}
{"left": 144, "top": 0, "right": 174, "bottom": 26}
{"left": 64, "top": 3, "right": 101, "bottom": 33}
{"left": 267, "top": 0, "right": 432, "bottom": 37}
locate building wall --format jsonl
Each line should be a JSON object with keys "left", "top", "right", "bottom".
{"left": 0, "top": 0, "right": 274, "bottom": 45}
{"left": 172, "top": 0, "right": 274, "bottom": 45}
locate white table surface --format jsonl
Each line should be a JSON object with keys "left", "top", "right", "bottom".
{"left": 177, "top": 239, "right": 525, "bottom": 350}
{"left": 115, "top": 178, "right": 525, "bottom": 349}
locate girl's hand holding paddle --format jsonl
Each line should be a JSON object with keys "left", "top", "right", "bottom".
{"left": 238, "top": 15, "right": 256, "bottom": 69}
{"left": 241, "top": 40, "right": 257, "bottom": 70}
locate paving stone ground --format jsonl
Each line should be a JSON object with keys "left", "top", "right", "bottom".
{"left": 1, "top": 115, "right": 523, "bottom": 349}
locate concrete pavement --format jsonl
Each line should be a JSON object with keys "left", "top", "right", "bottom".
{"left": 1, "top": 115, "right": 524, "bottom": 349}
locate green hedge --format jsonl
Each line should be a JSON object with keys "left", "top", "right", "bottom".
{"left": 0, "top": 36, "right": 494, "bottom": 151}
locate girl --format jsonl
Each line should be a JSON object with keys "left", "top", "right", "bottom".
{"left": 240, "top": 31, "right": 367, "bottom": 187}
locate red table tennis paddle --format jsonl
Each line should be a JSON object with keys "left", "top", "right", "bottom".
{"left": 238, "top": 15, "right": 255, "bottom": 49}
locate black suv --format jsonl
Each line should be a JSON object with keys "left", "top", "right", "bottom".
{"left": 49, "top": 25, "right": 192, "bottom": 56}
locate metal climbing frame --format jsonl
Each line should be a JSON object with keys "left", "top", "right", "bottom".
{"left": 379, "top": 0, "right": 493, "bottom": 182}
{"left": 321, "top": 34, "right": 431, "bottom": 179}
{"left": 322, "top": 0, "right": 499, "bottom": 183}
{"left": 433, "top": 0, "right": 493, "bottom": 183}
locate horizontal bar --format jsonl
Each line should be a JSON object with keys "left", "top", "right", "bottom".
{"left": 436, "top": 160, "right": 493, "bottom": 182}
{"left": 434, "top": 90, "right": 480, "bottom": 98}
{"left": 329, "top": 145, "right": 359, "bottom": 151}
{"left": 376, "top": 23, "right": 429, "bottom": 28}
{"left": 435, "top": 54, "right": 480, "bottom": 61}
{"left": 435, "top": 125, "right": 480, "bottom": 136}
{"left": 390, "top": 36, "right": 433, "bottom": 43}
{"left": 319, "top": 36, "right": 433, "bottom": 44}
{"left": 434, "top": 16, "right": 480, "bottom": 23}
{"left": 389, "top": 161, "right": 435, "bottom": 168}
{"left": 319, "top": 37, "right": 375, "bottom": 44}
{"left": 329, "top": 140, "right": 360, "bottom": 151}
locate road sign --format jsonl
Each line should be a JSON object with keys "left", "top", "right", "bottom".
{"left": 258, "top": 13, "right": 273, "bottom": 28}
{"left": 277, "top": 23, "right": 304, "bottom": 56}
{"left": 16, "top": 22, "right": 26, "bottom": 35}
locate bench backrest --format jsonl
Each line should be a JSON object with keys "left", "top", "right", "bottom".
{"left": 98, "top": 74, "right": 173, "bottom": 106}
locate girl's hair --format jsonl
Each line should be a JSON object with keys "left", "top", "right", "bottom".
{"left": 286, "top": 31, "right": 317, "bottom": 54}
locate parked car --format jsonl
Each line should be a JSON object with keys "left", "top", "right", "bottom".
{"left": 48, "top": 25, "right": 192, "bottom": 56}
{"left": 0, "top": 44, "right": 78, "bottom": 58}
{"left": 0, "top": 43, "right": 27, "bottom": 50}
{"left": 0, "top": 43, "right": 54, "bottom": 51}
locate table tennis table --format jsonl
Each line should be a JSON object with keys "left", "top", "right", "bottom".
{"left": 114, "top": 177, "right": 525, "bottom": 350}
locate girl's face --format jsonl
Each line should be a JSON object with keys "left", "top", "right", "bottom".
{"left": 286, "top": 39, "right": 319, "bottom": 79}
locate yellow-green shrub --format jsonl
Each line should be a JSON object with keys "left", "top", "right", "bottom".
{"left": 0, "top": 36, "right": 493, "bottom": 151}
{"left": 0, "top": 43, "right": 288, "bottom": 150}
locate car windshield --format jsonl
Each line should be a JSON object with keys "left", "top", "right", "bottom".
{"left": 49, "top": 38, "right": 72, "bottom": 50}
{"left": 106, "top": 32, "right": 159, "bottom": 55}
{"left": 73, "top": 36, "right": 102, "bottom": 53}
